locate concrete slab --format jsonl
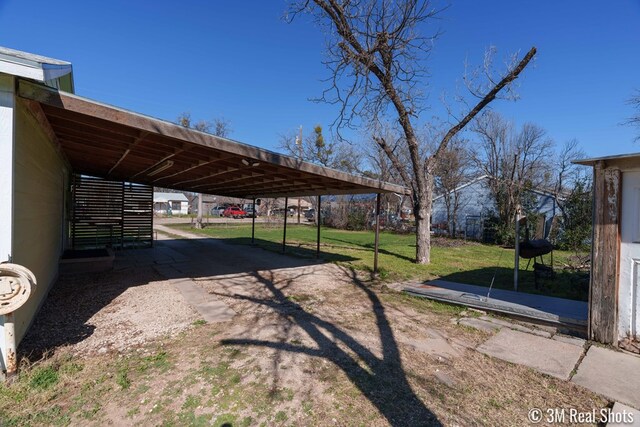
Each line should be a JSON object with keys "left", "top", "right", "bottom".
{"left": 572, "top": 346, "right": 640, "bottom": 410}
{"left": 477, "top": 328, "right": 584, "bottom": 380}
{"left": 552, "top": 334, "right": 586, "bottom": 347}
{"left": 458, "top": 317, "right": 502, "bottom": 333}
{"left": 399, "top": 328, "right": 465, "bottom": 360}
{"left": 607, "top": 402, "right": 640, "bottom": 426}
{"left": 196, "top": 300, "right": 236, "bottom": 323}
{"left": 404, "top": 280, "right": 587, "bottom": 328}
{"left": 478, "top": 315, "right": 552, "bottom": 337}
{"left": 154, "top": 264, "right": 236, "bottom": 323}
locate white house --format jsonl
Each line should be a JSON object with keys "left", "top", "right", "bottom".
{"left": 153, "top": 192, "right": 189, "bottom": 215}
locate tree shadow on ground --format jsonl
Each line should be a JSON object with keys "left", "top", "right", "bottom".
{"left": 321, "top": 236, "right": 416, "bottom": 263}
{"left": 19, "top": 235, "right": 347, "bottom": 362}
{"left": 219, "top": 267, "right": 441, "bottom": 426}
{"left": 218, "top": 237, "right": 358, "bottom": 262}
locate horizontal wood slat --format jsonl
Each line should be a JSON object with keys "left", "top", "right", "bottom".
{"left": 71, "top": 175, "right": 153, "bottom": 249}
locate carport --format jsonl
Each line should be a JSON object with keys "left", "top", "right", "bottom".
{"left": 17, "top": 79, "right": 408, "bottom": 273}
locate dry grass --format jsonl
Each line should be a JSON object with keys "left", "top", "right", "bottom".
{"left": 1, "top": 260, "right": 607, "bottom": 426}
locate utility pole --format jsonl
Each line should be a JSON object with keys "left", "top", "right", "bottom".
{"left": 296, "top": 125, "right": 302, "bottom": 224}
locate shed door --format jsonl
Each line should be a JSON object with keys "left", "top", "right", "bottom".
{"left": 620, "top": 171, "right": 640, "bottom": 341}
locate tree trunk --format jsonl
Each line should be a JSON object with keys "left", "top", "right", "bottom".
{"left": 414, "top": 172, "right": 434, "bottom": 264}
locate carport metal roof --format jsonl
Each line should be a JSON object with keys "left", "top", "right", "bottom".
{"left": 17, "top": 79, "right": 408, "bottom": 198}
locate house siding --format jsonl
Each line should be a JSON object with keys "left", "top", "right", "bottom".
{"left": 432, "top": 176, "right": 561, "bottom": 239}
{"left": 432, "top": 179, "right": 496, "bottom": 238}
{"left": 11, "top": 99, "right": 67, "bottom": 345}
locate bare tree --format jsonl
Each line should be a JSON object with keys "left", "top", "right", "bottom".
{"left": 177, "top": 112, "right": 211, "bottom": 133}
{"left": 547, "top": 138, "right": 587, "bottom": 238}
{"left": 279, "top": 125, "right": 362, "bottom": 171}
{"left": 626, "top": 90, "right": 640, "bottom": 141}
{"left": 213, "top": 117, "right": 233, "bottom": 139}
{"left": 433, "top": 137, "right": 473, "bottom": 236}
{"left": 290, "top": 0, "right": 536, "bottom": 263}
{"left": 471, "top": 111, "right": 553, "bottom": 237}
{"left": 177, "top": 112, "right": 233, "bottom": 227}
{"left": 177, "top": 112, "right": 233, "bottom": 137}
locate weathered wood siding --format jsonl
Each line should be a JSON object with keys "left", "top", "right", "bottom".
{"left": 12, "top": 99, "right": 68, "bottom": 344}
{"left": 589, "top": 162, "right": 621, "bottom": 344}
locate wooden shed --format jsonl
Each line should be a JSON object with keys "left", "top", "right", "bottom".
{"left": 576, "top": 153, "right": 640, "bottom": 351}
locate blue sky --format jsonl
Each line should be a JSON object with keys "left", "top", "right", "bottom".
{"left": 1, "top": 0, "right": 639, "bottom": 158}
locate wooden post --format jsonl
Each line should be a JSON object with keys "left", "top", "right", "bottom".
{"left": 251, "top": 197, "right": 256, "bottom": 244}
{"left": 195, "top": 193, "right": 202, "bottom": 228}
{"left": 316, "top": 195, "right": 321, "bottom": 258}
{"left": 120, "top": 181, "right": 125, "bottom": 249}
{"left": 514, "top": 205, "right": 521, "bottom": 292}
{"left": 282, "top": 196, "right": 288, "bottom": 254}
{"left": 374, "top": 193, "right": 381, "bottom": 275}
{"left": 590, "top": 162, "right": 621, "bottom": 344}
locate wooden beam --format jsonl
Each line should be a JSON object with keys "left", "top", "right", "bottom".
{"left": 129, "top": 149, "right": 186, "bottom": 180}
{"left": 173, "top": 166, "right": 239, "bottom": 186}
{"left": 108, "top": 131, "right": 149, "bottom": 175}
{"left": 18, "top": 79, "right": 408, "bottom": 195}
{"left": 201, "top": 176, "right": 297, "bottom": 194}
{"left": 152, "top": 156, "right": 231, "bottom": 183}
{"left": 192, "top": 170, "right": 271, "bottom": 190}
{"left": 590, "top": 162, "right": 621, "bottom": 344}
{"left": 242, "top": 186, "right": 372, "bottom": 199}
{"left": 200, "top": 166, "right": 298, "bottom": 190}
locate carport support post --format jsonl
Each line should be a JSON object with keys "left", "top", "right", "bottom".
{"left": 373, "top": 193, "right": 381, "bottom": 276}
{"left": 282, "top": 197, "right": 288, "bottom": 253}
{"left": 316, "top": 195, "right": 321, "bottom": 258}
{"left": 514, "top": 205, "right": 521, "bottom": 292}
{"left": 251, "top": 198, "right": 256, "bottom": 244}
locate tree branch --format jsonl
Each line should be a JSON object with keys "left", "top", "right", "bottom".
{"left": 430, "top": 47, "right": 537, "bottom": 164}
{"left": 373, "top": 136, "right": 413, "bottom": 189}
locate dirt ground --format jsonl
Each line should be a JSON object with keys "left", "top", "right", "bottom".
{"left": 7, "top": 234, "right": 607, "bottom": 426}
{"left": 20, "top": 267, "right": 199, "bottom": 359}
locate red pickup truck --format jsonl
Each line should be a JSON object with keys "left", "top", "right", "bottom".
{"left": 222, "top": 206, "right": 246, "bottom": 218}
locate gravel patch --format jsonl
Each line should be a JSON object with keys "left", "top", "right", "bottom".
{"left": 20, "top": 266, "right": 199, "bottom": 360}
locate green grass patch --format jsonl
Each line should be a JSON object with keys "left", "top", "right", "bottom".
{"left": 116, "top": 368, "right": 131, "bottom": 390}
{"left": 170, "top": 223, "right": 589, "bottom": 300}
{"left": 137, "top": 351, "right": 171, "bottom": 373}
{"left": 29, "top": 366, "right": 59, "bottom": 390}
{"left": 274, "top": 410, "right": 288, "bottom": 423}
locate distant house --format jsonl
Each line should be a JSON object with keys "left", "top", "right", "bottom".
{"left": 431, "top": 175, "right": 562, "bottom": 240}
{"left": 153, "top": 192, "right": 189, "bottom": 215}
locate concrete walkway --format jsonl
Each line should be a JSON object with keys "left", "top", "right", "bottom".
{"left": 572, "top": 346, "right": 640, "bottom": 410}
{"left": 460, "top": 313, "right": 640, "bottom": 413}
{"left": 477, "top": 328, "right": 585, "bottom": 380}
{"left": 113, "top": 224, "right": 322, "bottom": 324}
{"left": 404, "top": 279, "right": 588, "bottom": 328}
